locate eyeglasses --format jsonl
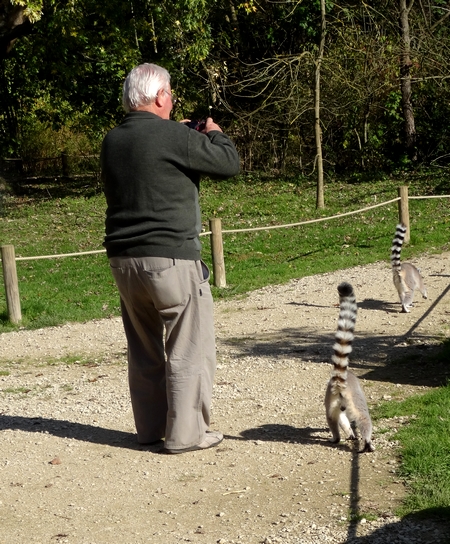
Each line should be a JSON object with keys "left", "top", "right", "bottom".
{"left": 163, "top": 89, "right": 177, "bottom": 104}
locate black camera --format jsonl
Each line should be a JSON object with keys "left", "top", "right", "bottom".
{"left": 183, "top": 120, "right": 206, "bottom": 132}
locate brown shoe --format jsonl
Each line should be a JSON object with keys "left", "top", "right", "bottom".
{"left": 162, "top": 431, "right": 223, "bottom": 454}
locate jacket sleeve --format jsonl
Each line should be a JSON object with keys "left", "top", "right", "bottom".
{"left": 188, "top": 129, "right": 240, "bottom": 178}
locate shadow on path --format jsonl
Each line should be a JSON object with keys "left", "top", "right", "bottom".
{"left": 0, "top": 414, "right": 164, "bottom": 452}
{"left": 218, "top": 283, "right": 450, "bottom": 389}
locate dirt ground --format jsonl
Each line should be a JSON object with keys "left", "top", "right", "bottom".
{"left": 1, "top": 253, "right": 449, "bottom": 544}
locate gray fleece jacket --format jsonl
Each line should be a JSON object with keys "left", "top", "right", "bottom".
{"left": 101, "top": 112, "right": 240, "bottom": 260}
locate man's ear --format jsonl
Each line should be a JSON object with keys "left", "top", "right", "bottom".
{"left": 154, "top": 91, "right": 164, "bottom": 108}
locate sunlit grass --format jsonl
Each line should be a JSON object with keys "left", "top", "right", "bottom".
{"left": 373, "top": 348, "right": 450, "bottom": 519}
{"left": 0, "top": 170, "right": 449, "bottom": 331}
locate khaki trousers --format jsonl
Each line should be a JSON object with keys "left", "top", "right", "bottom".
{"left": 109, "top": 256, "right": 217, "bottom": 450}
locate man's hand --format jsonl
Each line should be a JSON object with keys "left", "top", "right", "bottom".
{"left": 203, "top": 117, "right": 222, "bottom": 133}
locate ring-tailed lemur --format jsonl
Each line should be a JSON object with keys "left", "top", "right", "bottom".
{"left": 325, "top": 282, "right": 374, "bottom": 453}
{"left": 391, "top": 223, "right": 427, "bottom": 313}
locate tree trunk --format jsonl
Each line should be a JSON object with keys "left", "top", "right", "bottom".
{"left": 0, "top": 2, "right": 32, "bottom": 59}
{"left": 228, "top": 0, "right": 240, "bottom": 53}
{"left": 0, "top": 59, "right": 18, "bottom": 140}
{"left": 315, "top": 0, "right": 326, "bottom": 209}
{"left": 399, "top": 0, "right": 417, "bottom": 162}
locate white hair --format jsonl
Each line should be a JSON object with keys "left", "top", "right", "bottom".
{"left": 122, "top": 63, "right": 171, "bottom": 112}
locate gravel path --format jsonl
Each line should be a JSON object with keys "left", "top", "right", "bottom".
{"left": 1, "top": 253, "right": 449, "bottom": 544}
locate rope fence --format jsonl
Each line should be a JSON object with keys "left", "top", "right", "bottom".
{"left": 219, "top": 197, "right": 401, "bottom": 234}
{"left": 2, "top": 153, "right": 100, "bottom": 179}
{"left": 409, "top": 195, "right": 450, "bottom": 199}
{"left": 15, "top": 249, "right": 106, "bottom": 262}
{"left": 1, "top": 186, "right": 449, "bottom": 324}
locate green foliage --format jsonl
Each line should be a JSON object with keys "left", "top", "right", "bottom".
{"left": 385, "top": 91, "right": 403, "bottom": 121}
{"left": 2, "top": 0, "right": 142, "bottom": 155}
{"left": 11, "top": 0, "right": 43, "bottom": 23}
{"left": 19, "top": 121, "right": 98, "bottom": 159}
{"left": 3, "top": 1, "right": 450, "bottom": 171}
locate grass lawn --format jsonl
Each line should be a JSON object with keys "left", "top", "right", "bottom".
{"left": 1, "top": 169, "right": 449, "bottom": 332}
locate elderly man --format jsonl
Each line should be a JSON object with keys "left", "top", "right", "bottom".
{"left": 101, "top": 63, "right": 240, "bottom": 454}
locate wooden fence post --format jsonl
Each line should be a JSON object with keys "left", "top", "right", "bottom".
{"left": 398, "top": 185, "right": 410, "bottom": 243}
{"left": 1, "top": 244, "right": 22, "bottom": 324}
{"left": 17, "top": 159, "right": 24, "bottom": 175}
{"left": 61, "top": 152, "right": 69, "bottom": 177}
{"left": 209, "top": 218, "right": 226, "bottom": 288}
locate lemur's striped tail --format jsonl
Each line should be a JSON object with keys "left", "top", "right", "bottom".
{"left": 331, "top": 282, "right": 357, "bottom": 384}
{"left": 391, "top": 223, "right": 406, "bottom": 272}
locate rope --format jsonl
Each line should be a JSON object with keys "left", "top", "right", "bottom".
{"left": 221, "top": 197, "right": 400, "bottom": 234}
{"left": 409, "top": 195, "right": 450, "bottom": 199}
{"left": 15, "top": 249, "right": 106, "bottom": 262}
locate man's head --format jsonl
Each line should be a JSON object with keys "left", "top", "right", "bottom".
{"left": 122, "top": 63, "right": 174, "bottom": 119}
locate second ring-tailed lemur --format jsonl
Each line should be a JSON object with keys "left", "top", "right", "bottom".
{"left": 391, "top": 223, "right": 427, "bottom": 313}
{"left": 325, "top": 282, "right": 374, "bottom": 453}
